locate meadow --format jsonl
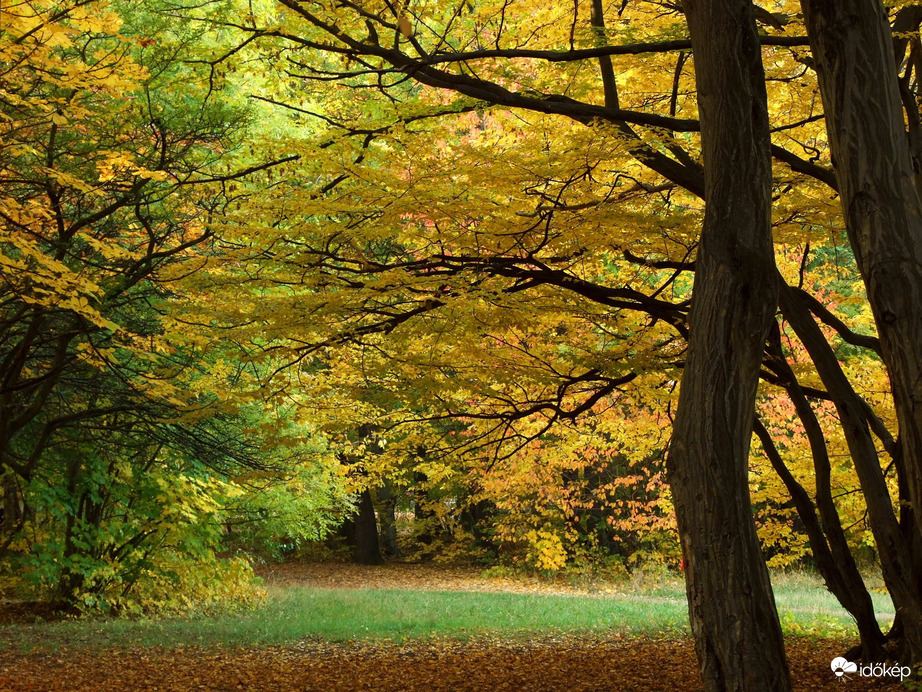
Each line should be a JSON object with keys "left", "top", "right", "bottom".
{"left": 0, "top": 566, "right": 893, "bottom": 651}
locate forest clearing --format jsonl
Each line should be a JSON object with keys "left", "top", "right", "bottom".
{"left": 0, "top": 563, "right": 903, "bottom": 690}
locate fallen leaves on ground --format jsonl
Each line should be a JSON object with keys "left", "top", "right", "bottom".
{"left": 0, "top": 635, "right": 903, "bottom": 691}
{"left": 255, "top": 561, "right": 632, "bottom": 597}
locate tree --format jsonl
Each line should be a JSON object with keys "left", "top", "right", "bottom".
{"left": 0, "top": 0, "right": 350, "bottom": 610}
{"left": 173, "top": 0, "right": 922, "bottom": 681}
{"left": 800, "top": 0, "right": 922, "bottom": 663}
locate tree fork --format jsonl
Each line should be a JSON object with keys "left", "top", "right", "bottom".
{"left": 753, "top": 418, "right": 885, "bottom": 660}
{"left": 778, "top": 282, "right": 922, "bottom": 664}
{"left": 761, "top": 324, "right": 885, "bottom": 658}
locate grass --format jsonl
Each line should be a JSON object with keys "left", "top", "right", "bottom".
{"left": 0, "top": 569, "right": 895, "bottom": 652}
{"left": 771, "top": 569, "right": 893, "bottom": 619}
{"left": 0, "top": 588, "right": 688, "bottom": 651}
{"left": 608, "top": 568, "right": 894, "bottom": 622}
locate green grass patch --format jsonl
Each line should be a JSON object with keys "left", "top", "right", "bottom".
{"left": 770, "top": 569, "right": 894, "bottom": 638}
{"left": 2, "top": 587, "right": 687, "bottom": 651}
{"left": 0, "top": 570, "right": 895, "bottom": 652}
{"left": 771, "top": 570, "right": 893, "bottom": 617}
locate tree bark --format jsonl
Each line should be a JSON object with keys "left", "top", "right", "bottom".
{"left": 800, "top": 0, "right": 922, "bottom": 664}
{"left": 0, "top": 473, "right": 23, "bottom": 534}
{"left": 762, "top": 321, "right": 885, "bottom": 658}
{"left": 754, "top": 417, "right": 885, "bottom": 660}
{"left": 668, "top": 1, "right": 791, "bottom": 689}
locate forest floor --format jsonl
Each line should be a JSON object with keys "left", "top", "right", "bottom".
{"left": 0, "top": 562, "right": 906, "bottom": 691}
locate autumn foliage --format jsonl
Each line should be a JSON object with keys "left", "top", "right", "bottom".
{"left": 3, "top": 0, "right": 922, "bottom": 686}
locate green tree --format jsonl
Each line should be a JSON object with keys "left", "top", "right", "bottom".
{"left": 0, "top": 0, "right": 347, "bottom": 610}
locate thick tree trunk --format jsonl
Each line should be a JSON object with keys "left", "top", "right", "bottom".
{"left": 800, "top": 0, "right": 922, "bottom": 664}
{"left": 668, "top": 1, "right": 791, "bottom": 689}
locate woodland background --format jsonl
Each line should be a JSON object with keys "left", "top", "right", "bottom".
{"left": 0, "top": 0, "right": 918, "bottom": 685}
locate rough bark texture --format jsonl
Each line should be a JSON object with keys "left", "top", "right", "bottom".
{"left": 668, "top": 1, "right": 790, "bottom": 689}
{"left": 800, "top": 0, "right": 922, "bottom": 664}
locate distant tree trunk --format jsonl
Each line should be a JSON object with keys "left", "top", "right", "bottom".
{"left": 668, "top": 1, "right": 791, "bottom": 689}
{"left": 800, "top": 0, "right": 922, "bottom": 663}
{"left": 336, "top": 424, "right": 386, "bottom": 565}
{"left": 56, "top": 457, "right": 87, "bottom": 607}
{"left": 412, "top": 470, "right": 435, "bottom": 546}
{"left": 376, "top": 480, "right": 401, "bottom": 557}
{"left": 0, "top": 472, "right": 24, "bottom": 540}
{"left": 352, "top": 488, "right": 383, "bottom": 565}
{"left": 460, "top": 496, "right": 496, "bottom": 554}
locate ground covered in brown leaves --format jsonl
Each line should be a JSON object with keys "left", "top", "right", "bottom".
{"left": 0, "top": 636, "right": 904, "bottom": 691}
{"left": 0, "top": 563, "right": 906, "bottom": 691}
{"left": 256, "top": 561, "right": 615, "bottom": 596}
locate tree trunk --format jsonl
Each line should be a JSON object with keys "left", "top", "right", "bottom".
{"left": 352, "top": 488, "right": 383, "bottom": 565}
{"left": 376, "top": 481, "right": 401, "bottom": 557}
{"left": 0, "top": 472, "right": 23, "bottom": 536}
{"left": 778, "top": 282, "right": 922, "bottom": 662}
{"left": 800, "top": 0, "right": 922, "bottom": 663}
{"left": 754, "top": 415, "right": 885, "bottom": 660}
{"left": 668, "top": 1, "right": 791, "bottom": 689}
{"left": 760, "top": 322, "right": 885, "bottom": 659}
{"left": 412, "top": 471, "right": 435, "bottom": 546}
